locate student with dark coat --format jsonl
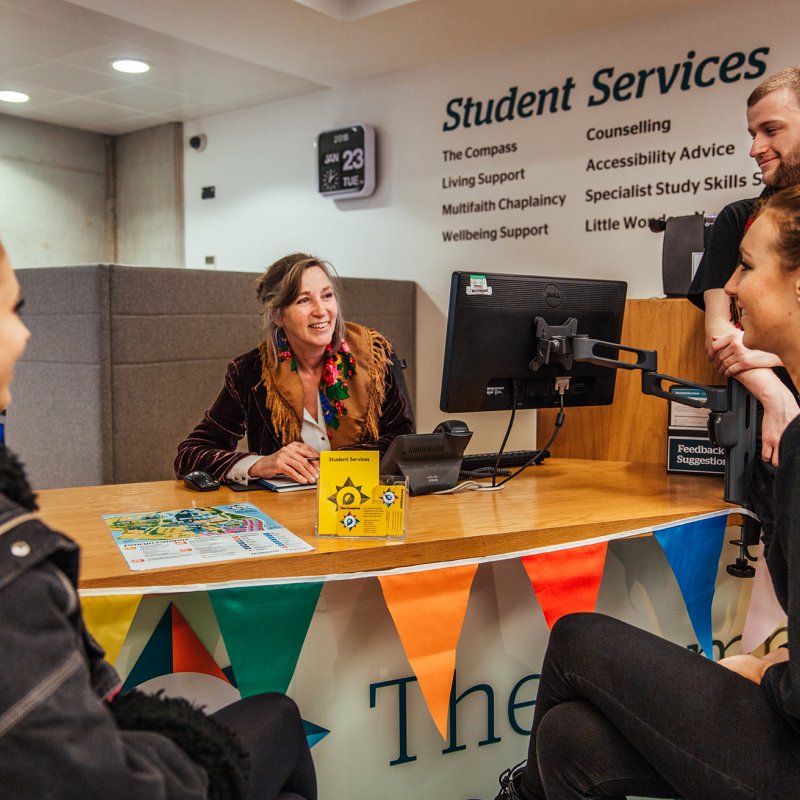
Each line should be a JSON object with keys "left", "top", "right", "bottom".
{"left": 0, "top": 242, "right": 317, "bottom": 800}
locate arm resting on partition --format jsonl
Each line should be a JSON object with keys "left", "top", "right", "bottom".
{"left": 703, "top": 288, "right": 799, "bottom": 466}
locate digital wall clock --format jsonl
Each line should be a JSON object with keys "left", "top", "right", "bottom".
{"left": 316, "top": 124, "right": 376, "bottom": 199}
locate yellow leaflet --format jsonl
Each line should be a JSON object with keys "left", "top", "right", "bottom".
{"left": 318, "top": 451, "right": 405, "bottom": 538}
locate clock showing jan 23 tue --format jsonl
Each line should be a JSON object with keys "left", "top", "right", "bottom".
{"left": 316, "top": 124, "right": 376, "bottom": 199}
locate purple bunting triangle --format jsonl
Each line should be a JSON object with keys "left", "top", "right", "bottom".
{"left": 654, "top": 515, "right": 727, "bottom": 659}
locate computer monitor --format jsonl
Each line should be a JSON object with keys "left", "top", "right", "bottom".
{"left": 440, "top": 271, "right": 628, "bottom": 413}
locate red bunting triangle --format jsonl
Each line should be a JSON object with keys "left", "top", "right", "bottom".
{"left": 171, "top": 604, "right": 228, "bottom": 681}
{"left": 521, "top": 542, "right": 609, "bottom": 629}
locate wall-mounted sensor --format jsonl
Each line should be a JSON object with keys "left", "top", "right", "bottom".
{"left": 188, "top": 134, "right": 207, "bottom": 152}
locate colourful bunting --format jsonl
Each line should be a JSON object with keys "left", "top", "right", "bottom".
{"left": 740, "top": 540, "right": 787, "bottom": 653}
{"left": 80, "top": 594, "right": 142, "bottom": 665}
{"left": 303, "top": 719, "right": 330, "bottom": 749}
{"left": 172, "top": 604, "right": 229, "bottom": 681}
{"left": 122, "top": 602, "right": 237, "bottom": 692}
{"left": 378, "top": 564, "right": 478, "bottom": 741}
{"left": 119, "top": 598, "right": 328, "bottom": 748}
{"left": 209, "top": 583, "right": 323, "bottom": 697}
{"left": 654, "top": 515, "right": 727, "bottom": 659}
{"left": 521, "top": 542, "right": 608, "bottom": 629}
{"left": 122, "top": 602, "right": 175, "bottom": 691}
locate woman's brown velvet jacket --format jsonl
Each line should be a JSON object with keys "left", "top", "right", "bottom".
{"left": 174, "top": 324, "right": 413, "bottom": 480}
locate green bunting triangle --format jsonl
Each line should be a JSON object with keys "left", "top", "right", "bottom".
{"left": 209, "top": 583, "right": 323, "bottom": 697}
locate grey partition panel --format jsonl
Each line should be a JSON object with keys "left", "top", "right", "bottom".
{"left": 109, "top": 266, "right": 262, "bottom": 483}
{"left": 10, "top": 265, "right": 416, "bottom": 488}
{"left": 11, "top": 266, "right": 112, "bottom": 488}
{"left": 340, "top": 277, "right": 417, "bottom": 403}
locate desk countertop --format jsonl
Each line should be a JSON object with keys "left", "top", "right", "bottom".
{"left": 34, "top": 459, "right": 734, "bottom": 590}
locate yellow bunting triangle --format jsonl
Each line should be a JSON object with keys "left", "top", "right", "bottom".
{"left": 521, "top": 542, "right": 608, "bottom": 629}
{"left": 80, "top": 594, "right": 143, "bottom": 665}
{"left": 378, "top": 565, "right": 478, "bottom": 740}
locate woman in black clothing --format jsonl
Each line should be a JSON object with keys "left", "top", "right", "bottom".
{"left": 486, "top": 187, "right": 800, "bottom": 800}
{"left": 0, "top": 241, "right": 316, "bottom": 800}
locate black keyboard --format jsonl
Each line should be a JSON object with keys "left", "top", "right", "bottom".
{"left": 460, "top": 449, "right": 548, "bottom": 472}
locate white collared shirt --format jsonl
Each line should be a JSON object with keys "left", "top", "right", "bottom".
{"left": 226, "top": 394, "right": 331, "bottom": 484}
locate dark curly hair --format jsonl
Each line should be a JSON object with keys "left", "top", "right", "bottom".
{"left": 756, "top": 185, "right": 800, "bottom": 271}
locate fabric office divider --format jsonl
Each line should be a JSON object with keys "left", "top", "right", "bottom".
{"left": 12, "top": 265, "right": 416, "bottom": 488}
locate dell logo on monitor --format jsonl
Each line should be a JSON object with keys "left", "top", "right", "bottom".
{"left": 544, "top": 284, "right": 563, "bottom": 307}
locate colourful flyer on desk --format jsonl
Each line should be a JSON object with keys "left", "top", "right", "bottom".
{"left": 317, "top": 451, "right": 406, "bottom": 538}
{"left": 103, "top": 503, "right": 313, "bottom": 571}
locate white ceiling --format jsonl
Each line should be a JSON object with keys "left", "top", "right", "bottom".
{"left": 0, "top": 0, "right": 705, "bottom": 136}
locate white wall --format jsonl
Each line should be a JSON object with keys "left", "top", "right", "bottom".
{"left": 183, "top": 0, "right": 800, "bottom": 450}
{"left": 116, "top": 122, "right": 185, "bottom": 267}
{"left": 0, "top": 114, "right": 112, "bottom": 267}
{"left": 0, "top": 115, "right": 184, "bottom": 270}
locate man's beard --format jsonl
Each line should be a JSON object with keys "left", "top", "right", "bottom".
{"left": 768, "top": 142, "right": 800, "bottom": 187}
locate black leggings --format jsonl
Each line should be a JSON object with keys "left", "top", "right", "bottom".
{"left": 519, "top": 613, "right": 800, "bottom": 800}
{"left": 213, "top": 693, "right": 317, "bottom": 800}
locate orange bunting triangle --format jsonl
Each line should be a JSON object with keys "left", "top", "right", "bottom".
{"left": 521, "top": 542, "right": 609, "bottom": 629}
{"left": 378, "top": 565, "right": 478, "bottom": 741}
{"left": 171, "top": 605, "right": 227, "bottom": 681}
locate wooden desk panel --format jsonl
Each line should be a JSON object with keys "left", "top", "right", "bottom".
{"left": 34, "top": 459, "right": 733, "bottom": 590}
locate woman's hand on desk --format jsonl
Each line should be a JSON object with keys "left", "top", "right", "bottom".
{"left": 717, "top": 649, "right": 789, "bottom": 684}
{"left": 247, "top": 442, "right": 320, "bottom": 484}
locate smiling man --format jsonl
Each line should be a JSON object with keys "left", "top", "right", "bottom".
{"left": 687, "top": 66, "right": 800, "bottom": 550}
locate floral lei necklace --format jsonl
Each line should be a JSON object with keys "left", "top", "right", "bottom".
{"left": 276, "top": 329, "right": 357, "bottom": 432}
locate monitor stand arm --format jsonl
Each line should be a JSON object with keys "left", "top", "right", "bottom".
{"left": 533, "top": 318, "right": 758, "bottom": 577}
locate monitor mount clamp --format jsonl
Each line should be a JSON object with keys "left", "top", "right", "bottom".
{"left": 533, "top": 318, "right": 758, "bottom": 577}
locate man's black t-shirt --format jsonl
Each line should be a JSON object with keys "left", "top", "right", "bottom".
{"left": 686, "top": 195, "right": 762, "bottom": 310}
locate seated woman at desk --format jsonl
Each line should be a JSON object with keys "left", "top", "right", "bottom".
{"left": 0, "top": 241, "right": 316, "bottom": 800}
{"left": 175, "top": 253, "right": 413, "bottom": 485}
{"left": 484, "top": 187, "right": 800, "bottom": 800}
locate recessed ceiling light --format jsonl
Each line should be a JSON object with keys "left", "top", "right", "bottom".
{"left": 111, "top": 59, "right": 151, "bottom": 74}
{"left": 0, "top": 90, "right": 30, "bottom": 103}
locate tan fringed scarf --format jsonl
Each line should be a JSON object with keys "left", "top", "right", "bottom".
{"left": 259, "top": 322, "right": 392, "bottom": 450}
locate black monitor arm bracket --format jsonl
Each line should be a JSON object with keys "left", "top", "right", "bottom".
{"left": 532, "top": 317, "right": 738, "bottom": 419}
{"left": 533, "top": 317, "right": 758, "bottom": 577}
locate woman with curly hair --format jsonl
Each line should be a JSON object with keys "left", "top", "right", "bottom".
{"left": 175, "top": 253, "right": 413, "bottom": 485}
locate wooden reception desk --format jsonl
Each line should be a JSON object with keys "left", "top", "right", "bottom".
{"left": 34, "top": 459, "right": 735, "bottom": 591}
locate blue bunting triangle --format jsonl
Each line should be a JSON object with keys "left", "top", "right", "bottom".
{"left": 303, "top": 719, "right": 330, "bottom": 749}
{"left": 654, "top": 515, "right": 727, "bottom": 659}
